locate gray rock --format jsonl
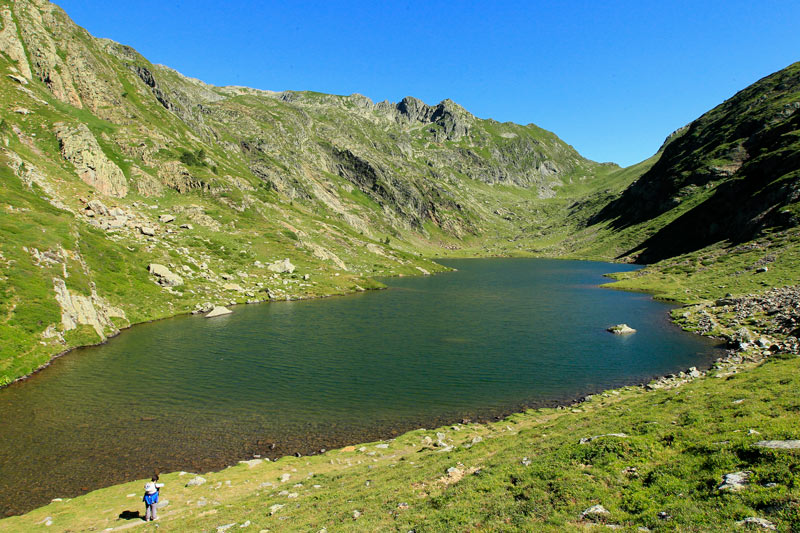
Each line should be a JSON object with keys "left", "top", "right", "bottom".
{"left": 580, "top": 433, "right": 628, "bottom": 444}
{"left": 267, "top": 258, "right": 296, "bottom": 274}
{"left": 754, "top": 440, "right": 800, "bottom": 449}
{"left": 159, "top": 214, "right": 176, "bottom": 223}
{"left": 205, "top": 306, "right": 232, "bottom": 318}
{"left": 269, "top": 503, "right": 285, "bottom": 515}
{"left": 56, "top": 123, "right": 128, "bottom": 197}
{"left": 607, "top": 324, "right": 636, "bottom": 335}
{"left": 186, "top": 475, "right": 207, "bottom": 487}
{"left": 581, "top": 504, "right": 610, "bottom": 518}
{"left": 147, "top": 263, "right": 183, "bottom": 286}
{"left": 140, "top": 226, "right": 156, "bottom": 236}
{"left": 736, "top": 517, "right": 776, "bottom": 530}
{"left": 86, "top": 199, "right": 110, "bottom": 216}
{"left": 718, "top": 471, "right": 751, "bottom": 491}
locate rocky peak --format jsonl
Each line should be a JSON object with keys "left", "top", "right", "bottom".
{"left": 394, "top": 96, "right": 472, "bottom": 141}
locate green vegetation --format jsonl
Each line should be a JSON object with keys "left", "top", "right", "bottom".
{"left": 0, "top": 0, "right": 799, "bottom": 528}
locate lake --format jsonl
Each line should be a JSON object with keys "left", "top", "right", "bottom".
{"left": 0, "top": 258, "right": 721, "bottom": 516}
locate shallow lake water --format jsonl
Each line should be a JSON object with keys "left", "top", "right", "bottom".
{"left": 0, "top": 258, "right": 721, "bottom": 516}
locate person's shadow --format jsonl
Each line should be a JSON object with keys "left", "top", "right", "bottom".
{"left": 118, "top": 510, "right": 141, "bottom": 520}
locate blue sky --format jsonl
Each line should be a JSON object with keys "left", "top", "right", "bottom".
{"left": 55, "top": 0, "right": 799, "bottom": 166}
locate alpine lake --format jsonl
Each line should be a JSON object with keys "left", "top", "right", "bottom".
{"left": 0, "top": 258, "right": 722, "bottom": 516}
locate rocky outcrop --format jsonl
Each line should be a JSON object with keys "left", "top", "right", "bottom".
{"left": 147, "top": 263, "right": 183, "bottom": 287}
{"left": 607, "top": 324, "right": 636, "bottom": 335}
{"left": 0, "top": 7, "right": 33, "bottom": 79}
{"left": 52, "top": 277, "right": 126, "bottom": 339}
{"left": 55, "top": 123, "right": 128, "bottom": 197}
{"left": 267, "top": 258, "right": 295, "bottom": 274}
{"left": 394, "top": 97, "right": 471, "bottom": 141}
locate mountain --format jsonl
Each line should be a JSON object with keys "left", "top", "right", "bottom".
{"left": 1, "top": 0, "right": 799, "bottom": 389}
{"left": 587, "top": 62, "right": 800, "bottom": 263}
{"left": 0, "top": 0, "right": 626, "bottom": 385}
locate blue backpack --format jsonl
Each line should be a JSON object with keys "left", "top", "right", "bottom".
{"left": 143, "top": 490, "right": 159, "bottom": 505}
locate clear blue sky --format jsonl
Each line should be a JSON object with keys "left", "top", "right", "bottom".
{"left": 55, "top": 0, "right": 799, "bottom": 166}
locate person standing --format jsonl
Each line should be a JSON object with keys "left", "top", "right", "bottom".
{"left": 143, "top": 475, "right": 164, "bottom": 521}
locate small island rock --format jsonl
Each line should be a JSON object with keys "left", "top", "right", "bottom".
{"left": 205, "top": 306, "right": 232, "bottom": 318}
{"left": 608, "top": 324, "right": 636, "bottom": 335}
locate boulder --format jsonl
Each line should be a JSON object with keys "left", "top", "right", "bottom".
{"left": 87, "top": 199, "right": 110, "bottom": 216}
{"left": 736, "top": 517, "right": 776, "bottom": 530}
{"left": 222, "top": 283, "right": 244, "bottom": 292}
{"left": 159, "top": 214, "right": 175, "bottom": 223}
{"left": 718, "top": 471, "right": 751, "bottom": 491}
{"left": 140, "top": 226, "right": 156, "bottom": 236}
{"left": 205, "top": 306, "right": 232, "bottom": 318}
{"left": 147, "top": 263, "right": 183, "bottom": 287}
{"left": 608, "top": 324, "right": 636, "bottom": 335}
{"left": 267, "top": 258, "right": 296, "bottom": 274}
{"left": 185, "top": 476, "right": 206, "bottom": 487}
{"left": 581, "top": 505, "right": 610, "bottom": 518}
{"left": 754, "top": 440, "right": 800, "bottom": 450}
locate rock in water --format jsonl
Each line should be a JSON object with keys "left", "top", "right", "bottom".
{"left": 607, "top": 324, "right": 636, "bottom": 335}
{"left": 205, "top": 306, "right": 232, "bottom": 318}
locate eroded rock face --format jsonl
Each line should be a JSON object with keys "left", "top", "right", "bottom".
{"left": 52, "top": 277, "right": 126, "bottom": 339}
{"left": 55, "top": 123, "right": 128, "bottom": 197}
{"left": 0, "top": 7, "right": 33, "bottom": 79}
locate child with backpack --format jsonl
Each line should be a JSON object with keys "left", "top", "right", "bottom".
{"left": 143, "top": 475, "right": 164, "bottom": 521}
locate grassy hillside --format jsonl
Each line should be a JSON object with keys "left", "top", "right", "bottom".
{"left": 0, "top": 0, "right": 640, "bottom": 386}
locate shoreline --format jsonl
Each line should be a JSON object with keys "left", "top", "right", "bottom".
{"left": 0, "top": 258, "right": 744, "bottom": 518}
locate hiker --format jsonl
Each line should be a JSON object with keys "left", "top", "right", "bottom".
{"left": 143, "top": 475, "right": 164, "bottom": 521}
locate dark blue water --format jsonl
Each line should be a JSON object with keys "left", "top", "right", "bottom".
{"left": 0, "top": 258, "right": 720, "bottom": 516}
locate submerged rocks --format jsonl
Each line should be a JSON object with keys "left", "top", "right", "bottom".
{"left": 147, "top": 263, "right": 183, "bottom": 287}
{"left": 607, "top": 324, "right": 636, "bottom": 335}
